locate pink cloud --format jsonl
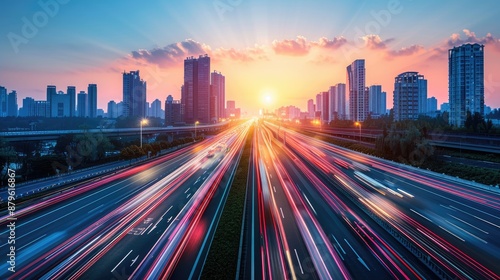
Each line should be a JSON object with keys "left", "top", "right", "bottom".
{"left": 272, "top": 36, "right": 311, "bottom": 56}
{"left": 387, "top": 45, "right": 424, "bottom": 57}
{"left": 129, "top": 39, "right": 211, "bottom": 68}
{"left": 312, "top": 37, "right": 348, "bottom": 49}
{"left": 213, "top": 45, "right": 268, "bottom": 62}
{"left": 363, "top": 35, "right": 393, "bottom": 50}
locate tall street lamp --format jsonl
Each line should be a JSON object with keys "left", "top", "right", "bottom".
{"left": 140, "top": 119, "right": 148, "bottom": 148}
{"left": 355, "top": 121, "right": 361, "bottom": 141}
{"left": 195, "top": 121, "right": 200, "bottom": 139}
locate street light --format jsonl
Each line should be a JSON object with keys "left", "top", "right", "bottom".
{"left": 195, "top": 121, "right": 200, "bottom": 139}
{"left": 140, "top": 119, "right": 148, "bottom": 148}
{"left": 355, "top": 121, "right": 361, "bottom": 141}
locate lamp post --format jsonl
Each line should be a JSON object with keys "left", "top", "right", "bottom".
{"left": 355, "top": 121, "right": 361, "bottom": 141}
{"left": 195, "top": 121, "right": 200, "bottom": 139}
{"left": 140, "top": 119, "right": 148, "bottom": 148}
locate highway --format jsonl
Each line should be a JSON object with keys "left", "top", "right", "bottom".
{"left": 0, "top": 121, "right": 251, "bottom": 279}
{"left": 1, "top": 118, "right": 498, "bottom": 279}
{"left": 265, "top": 121, "right": 500, "bottom": 279}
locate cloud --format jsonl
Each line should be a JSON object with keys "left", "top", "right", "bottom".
{"left": 363, "top": 35, "right": 393, "bottom": 50}
{"left": 312, "top": 37, "right": 348, "bottom": 49}
{"left": 129, "top": 39, "right": 211, "bottom": 67}
{"left": 387, "top": 45, "right": 424, "bottom": 57}
{"left": 428, "top": 30, "right": 500, "bottom": 61}
{"left": 447, "top": 29, "right": 500, "bottom": 49}
{"left": 213, "top": 45, "right": 268, "bottom": 62}
{"left": 272, "top": 36, "right": 311, "bottom": 56}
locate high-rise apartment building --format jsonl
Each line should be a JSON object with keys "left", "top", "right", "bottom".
{"left": 88, "top": 84, "right": 97, "bottom": 118}
{"left": 182, "top": 55, "right": 211, "bottom": 124}
{"left": 107, "top": 100, "right": 117, "bottom": 119}
{"left": 427, "top": 97, "right": 438, "bottom": 113}
{"left": 165, "top": 95, "right": 184, "bottom": 126}
{"left": 123, "top": 71, "right": 147, "bottom": 118}
{"left": 322, "top": 91, "right": 329, "bottom": 123}
{"left": 335, "top": 83, "right": 347, "bottom": 119}
{"left": 151, "top": 99, "right": 162, "bottom": 119}
{"left": 211, "top": 71, "right": 225, "bottom": 121}
{"left": 347, "top": 59, "right": 368, "bottom": 121}
{"left": 315, "top": 93, "right": 322, "bottom": 119}
{"left": 77, "top": 91, "right": 87, "bottom": 117}
{"left": 393, "top": 72, "right": 427, "bottom": 121}
{"left": 448, "top": 43, "right": 484, "bottom": 127}
{"left": 368, "top": 85, "right": 387, "bottom": 116}
{"left": 67, "top": 86, "right": 76, "bottom": 117}
{"left": 307, "top": 99, "right": 315, "bottom": 119}
{"left": 0, "top": 86, "right": 7, "bottom": 117}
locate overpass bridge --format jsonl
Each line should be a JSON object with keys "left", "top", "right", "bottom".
{"left": 0, "top": 122, "right": 230, "bottom": 142}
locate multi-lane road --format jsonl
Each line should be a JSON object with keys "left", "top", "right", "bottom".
{"left": 1, "top": 119, "right": 499, "bottom": 279}
{"left": 0, "top": 121, "right": 251, "bottom": 279}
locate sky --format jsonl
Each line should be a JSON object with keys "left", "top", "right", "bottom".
{"left": 1, "top": 0, "right": 500, "bottom": 115}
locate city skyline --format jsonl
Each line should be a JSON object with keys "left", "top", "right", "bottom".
{"left": 1, "top": 1, "right": 500, "bottom": 114}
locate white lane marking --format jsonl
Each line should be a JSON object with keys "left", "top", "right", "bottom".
{"left": 270, "top": 174, "right": 273, "bottom": 179}
{"left": 161, "top": 206, "right": 173, "bottom": 219}
{"left": 111, "top": 250, "right": 133, "bottom": 272}
{"left": 130, "top": 255, "right": 139, "bottom": 267}
{"left": 331, "top": 234, "right": 346, "bottom": 254}
{"left": 437, "top": 226, "right": 465, "bottom": 242}
{"left": 167, "top": 216, "right": 173, "bottom": 223}
{"left": 344, "top": 239, "right": 370, "bottom": 271}
{"left": 303, "top": 194, "right": 317, "bottom": 215}
{"left": 333, "top": 246, "right": 344, "bottom": 260}
{"left": 449, "top": 205, "right": 500, "bottom": 229}
{"left": 141, "top": 223, "right": 153, "bottom": 235}
{"left": 187, "top": 193, "right": 191, "bottom": 199}
{"left": 444, "top": 219, "right": 488, "bottom": 244}
{"left": 88, "top": 204, "right": 104, "bottom": 214}
{"left": 195, "top": 177, "right": 201, "bottom": 184}
{"left": 280, "top": 208, "right": 285, "bottom": 219}
{"left": 449, "top": 214, "right": 489, "bottom": 234}
{"left": 184, "top": 188, "right": 190, "bottom": 193}
{"left": 148, "top": 206, "right": 174, "bottom": 235}
{"left": 397, "top": 188, "right": 414, "bottom": 198}
{"left": 273, "top": 186, "right": 276, "bottom": 193}
{"left": 410, "top": 209, "right": 432, "bottom": 222}
{"left": 294, "top": 249, "right": 304, "bottom": 274}
{"left": 18, "top": 234, "right": 47, "bottom": 251}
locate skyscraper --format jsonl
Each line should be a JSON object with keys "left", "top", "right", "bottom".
{"left": 51, "top": 91, "right": 71, "bottom": 117}
{"left": 427, "top": 97, "right": 438, "bottom": 113}
{"left": 328, "top": 86, "right": 336, "bottom": 122}
{"left": 335, "top": 83, "right": 347, "bottom": 119}
{"left": 347, "top": 59, "right": 368, "bottom": 121}
{"left": 0, "top": 86, "right": 7, "bottom": 117}
{"left": 46, "top": 85, "right": 56, "bottom": 108}
{"left": 315, "top": 93, "right": 322, "bottom": 119}
{"left": 211, "top": 71, "right": 225, "bottom": 121}
{"left": 151, "top": 99, "right": 162, "bottom": 118}
{"left": 322, "top": 91, "right": 329, "bottom": 123}
{"left": 88, "top": 84, "right": 97, "bottom": 118}
{"left": 368, "top": 85, "right": 387, "bottom": 116}
{"left": 77, "top": 91, "right": 87, "bottom": 117}
{"left": 7, "top": 90, "right": 17, "bottom": 117}
{"left": 393, "top": 72, "right": 427, "bottom": 121}
{"left": 182, "top": 55, "right": 211, "bottom": 124}
{"left": 165, "top": 95, "right": 184, "bottom": 126}
{"left": 107, "top": 100, "right": 117, "bottom": 119}
{"left": 307, "top": 99, "right": 315, "bottom": 119}
{"left": 67, "top": 86, "right": 76, "bottom": 117}
{"left": 123, "top": 70, "right": 147, "bottom": 118}
{"left": 449, "top": 43, "right": 484, "bottom": 127}
{"left": 20, "top": 97, "right": 35, "bottom": 117}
